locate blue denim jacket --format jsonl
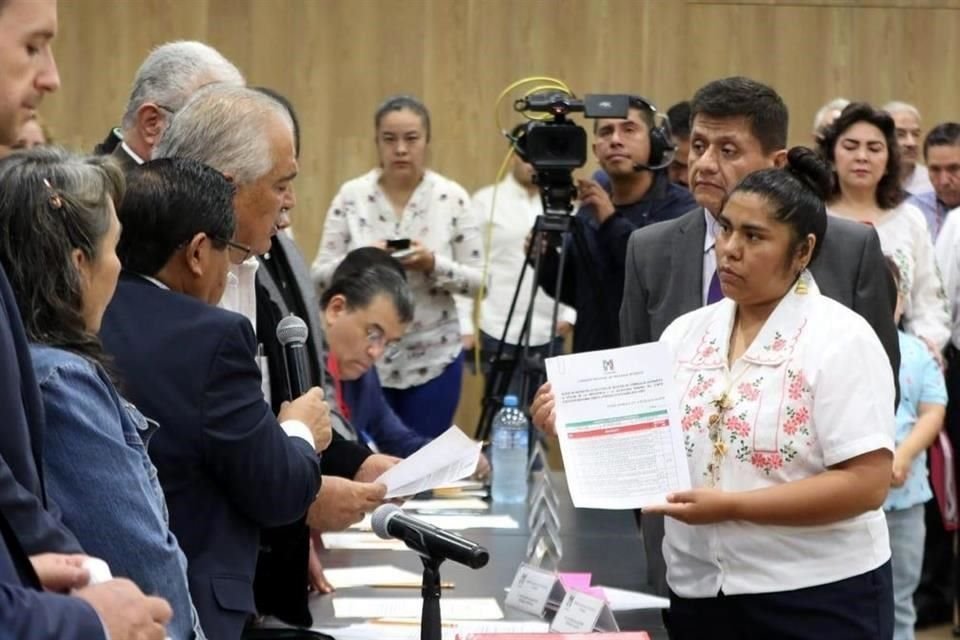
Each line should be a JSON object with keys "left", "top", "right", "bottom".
{"left": 30, "top": 344, "right": 204, "bottom": 640}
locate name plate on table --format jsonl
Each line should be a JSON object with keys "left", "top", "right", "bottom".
{"left": 505, "top": 564, "right": 565, "bottom": 617}
{"left": 550, "top": 590, "right": 619, "bottom": 633}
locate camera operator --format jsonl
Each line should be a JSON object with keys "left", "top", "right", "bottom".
{"left": 531, "top": 96, "right": 695, "bottom": 353}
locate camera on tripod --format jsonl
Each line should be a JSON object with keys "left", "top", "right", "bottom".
{"left": 511, "top": 94, "right": 631, "bottom": 216}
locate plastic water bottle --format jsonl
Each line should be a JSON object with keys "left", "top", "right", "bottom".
{"left": 491, "top": 395, "right": 530, "bottom": 503}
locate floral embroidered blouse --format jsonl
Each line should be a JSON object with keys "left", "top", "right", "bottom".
{"left": 659, "top": 272, "right": 895, "bottom": 598}
{"left": 311, "top": 169, "right": 484, "bottom": 389}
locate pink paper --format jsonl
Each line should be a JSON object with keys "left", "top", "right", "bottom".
{"left": 557, "top": 573, "right": 606, "bottom": 601}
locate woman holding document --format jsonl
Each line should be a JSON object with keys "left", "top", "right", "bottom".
{"left": 532, "top": 148, "right": 895, "bottom": 638}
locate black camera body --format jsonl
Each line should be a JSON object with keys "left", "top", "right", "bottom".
{"left": 512, "top": 94, "right": 630, "bottom": 215}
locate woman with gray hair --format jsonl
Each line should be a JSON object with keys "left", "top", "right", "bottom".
{"left": 0, "top": 147, "right": 204, "bottom": 640}
{"left": 312, "top": 95, "right": 484, "bottom": 438}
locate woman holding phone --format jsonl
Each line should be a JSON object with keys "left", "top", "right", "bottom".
{"left": 311, "top": 95, "right": 484, "bottom": 437}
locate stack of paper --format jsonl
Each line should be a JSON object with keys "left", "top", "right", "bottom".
{"left": 404, "top": 497, "right": 490, "bottom": 511}
{"left": 320, "top": 532, "right": 408, "bottom": 551}
{"left": 333, "top": 597, "right": 504, "bottom": 620}
{"left": 351, "top": 513, "right": 519, "bottom": 532}
{"left": 321, "top": 565, "right": 425, "bottom": 589}
{"left": 376, "top": 427, "right": 481, "bottom": 499}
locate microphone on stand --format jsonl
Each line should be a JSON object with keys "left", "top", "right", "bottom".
{"left": 371, "top": 504, "right": 490, "bottom": 569}
{"left": 276, "top": 314, "right": 310, "bottom": 400}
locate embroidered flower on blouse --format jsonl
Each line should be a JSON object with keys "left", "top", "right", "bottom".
{"left": 681, "top": 405, "right": 704, "bottom": 432}
{"left": 726, "top": 414, "right": 751, "bottom": 437}
{"left": 763, "top": 331, "right": 786, "bottom": 352}
{"left": 750, "top": 451, "right": 784, "bottom": 474}
{"left": 737, "top": 380, "right": 761, "bottom": 402}
{"left": 686, "top": 374, "right": 716, "bottom": 399}
{"left": 787, "top": 369, "right": 811, "bottom": 401}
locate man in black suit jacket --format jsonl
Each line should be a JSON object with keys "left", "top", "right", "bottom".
{"left": 101, "top": 158, "right": 331, "bottom": 640}
{"left": 619, "top": 78, "right": 899, "bottom": 597}
{"left": 0, "top": 0, "right": 82, "bottom": 558}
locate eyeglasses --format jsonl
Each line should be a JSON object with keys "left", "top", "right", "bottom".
{"left": 366, "top": 326, "right": 402, "bottom": 360}
{"left": 223, "top": 238, "right": 254, "bottom": 265}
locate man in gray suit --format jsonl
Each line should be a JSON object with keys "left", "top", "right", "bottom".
{"left": 621, "top": 76, "right": 899, "bottom": 596}
{"left": 532, "top": 77, "right": 899, "bottom": 597}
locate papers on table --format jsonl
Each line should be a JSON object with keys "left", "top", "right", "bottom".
{"left": 351, "top": 513, "right": 519, "bottom": 532}
{"left": 595, "top": 585, "right": 670, "bottom": 610}
{"left": 376, "top": 426, "right": 481, "bottom": 499}
{"left": 545, "top": 342, "right": 691, "bottom": 509}
{"left": 333, "top": 597, "right": 504, "bottom": 620}
{"left": 320, "top": 532, "right": 408, "bottom": 551}
{"left": 321, "top": 565, "right": 424, "bottom": 589}
{"left": 404, "top": 497, "right": 490, "bottom": 511}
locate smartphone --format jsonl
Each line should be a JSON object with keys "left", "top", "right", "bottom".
{"left": 386, "top": 238, "right": 411, "bottom": 251}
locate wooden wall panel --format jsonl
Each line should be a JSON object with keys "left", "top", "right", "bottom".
{"left": 45, "top": 0, "right": 960, "bottom": 438}
{"left": 49, "top": 0, "right": 960, "bottom": 258}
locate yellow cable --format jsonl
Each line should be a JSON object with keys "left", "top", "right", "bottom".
{"left": 473, "top": 76, "right": 573, "bottom": 378}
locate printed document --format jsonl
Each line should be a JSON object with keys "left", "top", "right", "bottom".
{"left": 545, "top": 342, "right": 690, "bottom": 509}
{"left": 376, "top": 426, "right": 481, "bottom": 499}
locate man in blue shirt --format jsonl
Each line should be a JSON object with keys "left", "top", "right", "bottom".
{"left": 534, "top": 96, "right": 696, "bottom": 353}
{"left": 909, "top": 122, "right": 960, "bottom": 242}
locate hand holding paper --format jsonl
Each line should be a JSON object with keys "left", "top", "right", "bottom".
{"left": 375, "top": 426, "right": 481, "bottom": 499}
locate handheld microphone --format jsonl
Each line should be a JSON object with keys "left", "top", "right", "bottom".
{"left": 371, "top": 504, "right": 490, "bottom": 569}
{"left": 276, "top": 314, "right": 310, "bottom": 400}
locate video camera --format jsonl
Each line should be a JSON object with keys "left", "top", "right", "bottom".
{"left": 511, "top": 94, "right": 630, "bottom": 216}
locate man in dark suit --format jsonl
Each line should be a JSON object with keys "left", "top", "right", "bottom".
{"left": 93, "top": 41, "right": 244, "bottom": 169}
{"left": 101, "top": 158, "right": 331, "bottom": 639}
{"left": 0, "top": 0, "right": 82, "bottom": 558}
{"left": 618, "top": 77, "right": 899, "bottom": 597}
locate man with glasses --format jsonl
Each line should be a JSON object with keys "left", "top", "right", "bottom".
{"left": 318, "top": 247, "right": 430, "bottom": 458}
{"left": 94, "top": 41, "right": 244, "bottom": 170}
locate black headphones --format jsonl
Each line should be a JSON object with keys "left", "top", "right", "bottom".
{"left": 628, "top": 95, "right": 676, "bottom": 172}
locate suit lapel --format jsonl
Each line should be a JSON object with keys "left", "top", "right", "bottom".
{"left": 672, "top": 207, "right": 708, "bottom": 317}
{"left": 276, "top": 234, "right": 325, "bottom": 387}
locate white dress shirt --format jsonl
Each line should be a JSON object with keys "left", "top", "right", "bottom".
{"left": 465, "top": 173, "right": 576, "bottom": 345}
{"left": 702, "top": 209, "right": 719, "bottom": 305}
{"left": 660, "top": 272, "right": 894, "bottom": 597}
{"left": 905, "top": 164, "right": 934, "bottom": 197}
{"left": 934, "top": 206, "right": 960, "bottom": 348}
{"left": 311, "top": 169, "right": 484, "bottom": 389}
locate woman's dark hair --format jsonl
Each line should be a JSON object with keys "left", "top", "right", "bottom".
{"left": 320, "top": 247, "right": 415, "bottom": 323}
{"left": 725, "top": 146, "right": 831, "bottom": 265}
{"left": 374, "top": 95, "right": 431, "bottom": 142}
{"left": 254, "top": 86, "right": 300, "bottom": 158}
{"left": 817, "top": 102, "right": 904, "bottom": 210}
{"left": 884, "top": 255, "right": 902, "bottom": 291}
{"left": 117, "top": 157, "right": 236, "bottom": 277}
{"left": 0, "top": 146, "right": 124, "bottom": 365}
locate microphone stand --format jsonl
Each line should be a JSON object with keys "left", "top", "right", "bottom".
{"left": 420, "top": 555, "right": 445, "bottom": 640}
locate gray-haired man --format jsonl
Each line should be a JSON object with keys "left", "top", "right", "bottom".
{"left": 95, "top": 40, "right": 244, "bottom": 170}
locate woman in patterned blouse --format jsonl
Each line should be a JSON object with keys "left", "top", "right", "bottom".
{"left": 534, "top": 148, "right": 896, "bottom": 638}
{"left": 818, "top": 103, "right": 950, "bottom": 355}
{"left": 311, "top": 95, "right": 484, "bottom": 438}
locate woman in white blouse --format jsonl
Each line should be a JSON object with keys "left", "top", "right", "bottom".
{"left": 818, "top": 102, "right": 950, "bottom": 353}
{"left": 311, "top": 95, "right": 484, "bottom": 438}
{"left": 533, "top": 148, "right": 895, "bottom": 637}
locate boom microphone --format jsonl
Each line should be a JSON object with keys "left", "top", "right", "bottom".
{"left": 371, "top": 504, "right": 490, "bottom": 569}
{"left": 276, "top": 314, "right": 310, "bottom": 400}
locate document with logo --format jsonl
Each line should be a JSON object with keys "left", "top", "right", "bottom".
{"left": 545, "top": 342, "right": 690, "bottom": 509}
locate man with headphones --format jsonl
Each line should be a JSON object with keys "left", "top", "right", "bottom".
{"left": 533, "top": 95, "right": 695, "bottom": 354}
